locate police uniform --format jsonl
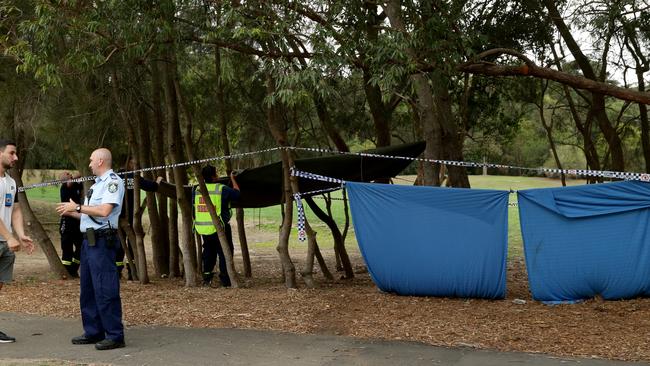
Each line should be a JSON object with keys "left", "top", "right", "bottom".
{"left": 194, "top": 182, "right": 240, "bottom": 286}
{"left": 79, "top": 169, "right": 125, "bottom": 344}
{"left": 60, "top": 181, "right": 83, "bottom": 277}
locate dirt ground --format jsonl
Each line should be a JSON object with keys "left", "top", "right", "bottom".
{"left": 1, "top": 201, "right": 650, "bottom": 363}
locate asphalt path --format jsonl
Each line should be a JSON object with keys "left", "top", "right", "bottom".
{"left": 1, "top": 313, "right": 647, "bottom": 366}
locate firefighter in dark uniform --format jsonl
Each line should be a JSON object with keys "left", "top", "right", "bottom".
{"left": 56, "top": 148, "right": 126, "bottom": 350}
{"left": 59, "top": 171, "right": 83, "bottom": 277}
{"left": 195, "top": 165, "right": 240, "bottom": 287}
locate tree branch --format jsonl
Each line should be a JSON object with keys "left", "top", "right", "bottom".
{"left": 458, "top": 48, "right": 650, "bottom": 105}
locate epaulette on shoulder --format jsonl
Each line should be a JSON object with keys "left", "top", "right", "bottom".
{"left": 110, "top": 173, "right": 119, "bottom": 179}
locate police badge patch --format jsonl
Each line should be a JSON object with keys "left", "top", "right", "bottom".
{"left": 108, "top": 182, "right": 118, "bottom": 193}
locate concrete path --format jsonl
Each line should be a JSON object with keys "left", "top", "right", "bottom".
{"left": 0, "top": 313, "right": 647, "bottom": 366}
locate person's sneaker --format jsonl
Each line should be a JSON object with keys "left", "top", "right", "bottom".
{"left": 71, "top": 334, "right": 104, "bottom": 345}
{"left": 0, "top": 331, "right": 16, "bottom": 343}
{"left": 95, "top": 339, "right": 125, "bottom": 350}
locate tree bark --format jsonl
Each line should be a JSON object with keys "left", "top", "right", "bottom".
{"left": 214, "top": 45, "right": 251, "bottom": 278}
{"left": 362, "top": 3, "right": 393, "bottom": 147}
{"left": 131, "top": 171, "right": 150, "bottom": 284}
{"left": 305, "top": 197, "right": 352, "bottom": 279}
{"left": 175, "top": 74, "right": 239, "bottom": 288}
{"left": 458, "top": 48, "right": 650, "bottom": 106}
{"left": 162, "top": 42, "right": 198, "bottom": 286}
{"left": 14, "top": 174, "right": 68, "bottom": 279}
{"left": 384, "top": 0, "right": 442, "bottom": 186}
{"left": 150, "top": 59, "right": 171, "bottom": 276}
{"left": 266, "top": 75, "right": 296, "bottom": 288}
{"left": 167, "top": 171, "right": 180, "bottom": 278}
{"left": 550, "top": 46, "right": 601, "bottom": 180}
{"left": 432, "top": 74, "right": 470, "bottom": 188}
{"left": 313, "top": 95, "right": 349, "bottom": 152}
{"left": 8, "top": 100, "right": 67, "bottom": 279}
{"left": 235, "top": 208, "right": 251, "bottom": 277}
{"left": 537, "top": 81, "right": 566, "bottom": 186}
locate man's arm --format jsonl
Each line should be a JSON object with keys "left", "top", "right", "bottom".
{"left": 56, "top": 199, "right": 114, "bottom": 217}
{"left": 230, "top": 172, "right": 240, "bottom": 191}
{"left": 11, "top": 203, "right": 34, "bottom": 254}
{"left": 0, "top": 216, "right": 18, "bottom": 251}
{"left": 138, "top": 176, "right": 159, "bottom": 192}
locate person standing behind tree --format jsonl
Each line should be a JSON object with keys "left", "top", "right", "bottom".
{"left": 0, "top": 139, "right": 34, "bottom": 343}
{"left": 59, "top": 171, "right": 83, "bottom": 278}
{"left": 56, "top": 148, "right": 126, "bottom": 350}
{"left": 195, "top": 165, "right": 240, "bottom": 287}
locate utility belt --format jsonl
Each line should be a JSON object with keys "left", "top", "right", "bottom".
{"left": 83, "top": 228, "right": 118, "bottom": 247}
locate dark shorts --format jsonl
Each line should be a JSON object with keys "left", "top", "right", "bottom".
{"left": 0, "top": 241, "right": 16, "bottom": 283}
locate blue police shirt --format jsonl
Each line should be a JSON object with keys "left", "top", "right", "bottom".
{"left": 80, "top": 169, "right": 125, "bottom": 232}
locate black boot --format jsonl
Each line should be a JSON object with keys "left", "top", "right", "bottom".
{"left": 202, "top": 272, "right": 214, "bottom": 287}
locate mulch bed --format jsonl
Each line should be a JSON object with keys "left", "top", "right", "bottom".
{"left": 2, "top": 254, "right": 649, "bottom": 362}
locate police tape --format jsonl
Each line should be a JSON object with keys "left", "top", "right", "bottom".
{"left": 287, "top": 147, "right": 650, "bottom": 182}
{"left": 17, "top": 145, "right": 650, "bottom": 193}
{"left": 292, "top": 185, "right": 345, "bottom": 242}
{"left": 17, "top": 147, "right": 284, "bottom": 192}
{"left": 18, "top": 144, "right": 633, "bottom": 243}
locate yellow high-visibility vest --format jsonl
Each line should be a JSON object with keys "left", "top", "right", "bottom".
{"left": 193, "top": 183, "right": 224, "bottom": 235}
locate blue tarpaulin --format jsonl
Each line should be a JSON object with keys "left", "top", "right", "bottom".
{"left": 518, "top": 180, "right": 650, "bottom": 302}
{"left": 346, "top": 182, "right": 509, "bottom": 299}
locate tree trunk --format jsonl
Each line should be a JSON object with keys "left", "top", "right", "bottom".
{"left": 135, "top": 104, "right": 164, "bottom": 278}
{"left": 266, "top": 75, "right": 297, "bottom": 288}
{"left": 131, "top": 172, "right": 150, "bottom": 284}
{"left": 542, "top": 0, "right": 625, "bottom": 170}
{"left": 313, "top": 95, "right": 349, "bottom": 152}
{"left": 384, "top": 0, "right": 442, "bottom": 186}
{"left": 214, "top": 45, "right": 251, "bottom": 280}
{"left": 116, "top": 227, "right": 137, "bottom": 281}
{"left": 305, "top": 197, "right": 352, "bottom": 278}
{"left": 14, "top": 174, "right": 67, "bottom": 279}
{"left": 8, "top": 102, "right": 67, "bottom": 279}
{"left": 162, "top": 43, "right": 197, "bottom": 286}
{"left": 537, "top": 81, "right": 566, "bottom": 186}
{"left": 300, "top": 217, "right": 318, "bottom": 288}
{"left": 168, "top": 171, "right": 180, "bottom": 278}
{"left": 236, "top": 208, "right": 251, "bottom": 277}
{"left": 363, "top": 70, "right": 392, "bottom": 147}
{"left": 175, "top": 75, "right": 239, "bottom": 288}
{"left": 277, "top": 152, "right": 297, "bottom": 288}
{"left": 550, "top": 46, "right": 601, "bottom": 180}
{"left": 362, "top": 3, "right": 393, "bottom": 148}
{"left": 150, "top": 59, "right": 171, "bottom": 276}
{"left": 432, "top": 74, "right": 470, "bottom": 188}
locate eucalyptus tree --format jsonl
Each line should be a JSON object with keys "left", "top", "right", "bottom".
{"left": 3, "top": 0, "right": 195, "bottom": 283}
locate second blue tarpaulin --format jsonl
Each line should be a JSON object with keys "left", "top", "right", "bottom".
{"left": 346, "top": 182, "right": 509, "bottom": 299}
{"left": 518, "top": 180, "right": 650, "bottom": 302}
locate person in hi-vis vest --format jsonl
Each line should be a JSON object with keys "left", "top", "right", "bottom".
{"left": 194, "top": 165, "right": 240, "bottom": 287}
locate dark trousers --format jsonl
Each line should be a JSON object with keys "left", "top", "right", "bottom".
{"left": 79, "top": 235, "right": 124, "bottom": 342}
{"left": 201, "top": 224, "right": 234, "bottom": 286}
{"left": 61, "top": 230, "right": 82, "bottom": 277}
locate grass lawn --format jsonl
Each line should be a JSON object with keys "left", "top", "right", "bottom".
{"left": 25, "top": 174, "right": 586, "bottom": 258}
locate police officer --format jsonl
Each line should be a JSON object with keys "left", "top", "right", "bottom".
{"left": 59, "top": 171, "right": 83, "bottom": 277}
{"left": 56, "top": 148, "right": 126, "bottom": 351}
{"left": 195, "top": 165, "right": 240, "bottom": 287}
